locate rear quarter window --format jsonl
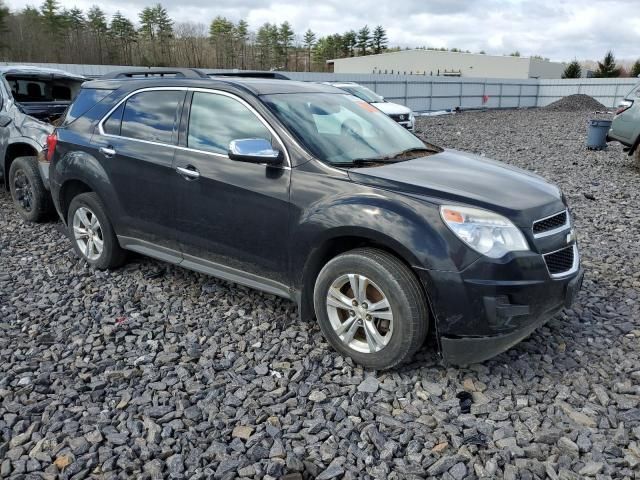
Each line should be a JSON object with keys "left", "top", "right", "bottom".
{"left": 63, "top": 88, "right": 113, "bottom": 125}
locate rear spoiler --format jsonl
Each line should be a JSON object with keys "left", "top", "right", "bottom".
{"left": 101, "top": 68, "right": 208, "bottom": 79}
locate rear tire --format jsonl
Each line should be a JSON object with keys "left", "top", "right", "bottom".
{"left": 313, "top": 248, "right": 428, "bottom": 370}
{"left": 67, "top": 192, "right": 126, "bottom": 269}
{"left": 8, "top": 156, "right": 53, "bottom": 223}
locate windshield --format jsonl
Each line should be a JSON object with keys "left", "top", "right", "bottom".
{"left": 263, "top": 93, "right": 426, "bottom": 165}
{"left": 339, "top": 85, "right": 384, "bottom": 103}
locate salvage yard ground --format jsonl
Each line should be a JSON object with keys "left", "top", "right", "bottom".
{"left": 1, "top": 107, "right": 639, "bottom": 479}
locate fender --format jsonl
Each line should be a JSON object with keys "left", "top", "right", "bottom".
{"left": 290, "top": 189, "right": 480, "bottom": 291}
{"left": 52, "top": 149, "right": 125, "bottom": 229}
{"left": 7, "top": 136, "right": 44, "bottom": 152}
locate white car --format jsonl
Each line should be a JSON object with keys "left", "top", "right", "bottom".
{"left": 325, "top": 82, "right": 415, "bottom": 131}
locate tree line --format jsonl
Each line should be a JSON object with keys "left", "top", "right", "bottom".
{"left": 562, "top": 51, "right": 640, "bottom": 79}
{"left": 0, "top": 0, "right": 391, "bottom": 71}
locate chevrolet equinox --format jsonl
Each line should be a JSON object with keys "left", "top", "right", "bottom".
{"left": 48, "top": 68, "right": 584, "bottom": 368}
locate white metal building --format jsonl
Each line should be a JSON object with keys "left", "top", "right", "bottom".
{"left": 328, "top": 49, "right": 566, "bottom": 79}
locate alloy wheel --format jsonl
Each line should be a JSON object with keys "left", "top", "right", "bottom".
{"left": 73, "top": 206, "right": 104, "bottom": 261}
{"left": 13, "top": 169, "right": 34, "bottom": 212}
{"left": 325, "top": 273, "right": 394, "bottom": 353}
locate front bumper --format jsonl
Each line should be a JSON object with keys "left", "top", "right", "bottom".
{"left": 417, "top": 247, "right": 583, "bottom": 365}
{"left": 396, "top": 120, "right": 414, "bottom": 130}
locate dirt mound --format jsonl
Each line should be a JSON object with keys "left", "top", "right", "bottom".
{"left": 544, "top": 94, "right": 607, "bottom": 112}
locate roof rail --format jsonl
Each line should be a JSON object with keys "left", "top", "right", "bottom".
{"left": 102, "top": 67, "right": 208, "bottom": 79}
{"left": 208, "top": 71, "right": 290, "bottom": 80}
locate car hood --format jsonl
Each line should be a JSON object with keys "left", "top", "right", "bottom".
{"left": 371, "top": 102, "right": 412, "bottom": 116}
{"left": 347, "top": 148, "right": 565, "bottom": 226}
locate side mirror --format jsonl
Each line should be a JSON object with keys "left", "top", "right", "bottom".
{"left": 0, "top": 114, "right": 12, "bottom": 128}
{"left": 228, "top": 138, "right": 282, "bottom": 165}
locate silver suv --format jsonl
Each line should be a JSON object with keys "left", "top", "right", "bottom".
{"left": 608, "top": 81, "right": 640, "bottom": 161}
{"left": 0, "top": 66, "right": 86, "bottom": 222}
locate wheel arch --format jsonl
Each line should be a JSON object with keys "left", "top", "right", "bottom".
{"left": 3, "top": 140, "right": 39, "bottom": 189}
{"left": 58, "top": 178, "right": 94, "bottom": 224}
{"left": 297, "top": 228, "right": 433, "bottom": 324}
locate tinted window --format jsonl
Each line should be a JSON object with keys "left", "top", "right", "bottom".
{"left": 120, "top": 90, "right": 184, "bottom": 144}
{"left": 187, "top": 92, "right": 271, "bottom": 155}
{"left": 103, "top": 103, "right": 124, "bottom": 135}
{"left": 64, "top": 88, "right": 112, "bottom": 125}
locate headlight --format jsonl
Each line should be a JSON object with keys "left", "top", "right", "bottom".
{"left": 440, "top": 205, "right": 529, "bottom": 258}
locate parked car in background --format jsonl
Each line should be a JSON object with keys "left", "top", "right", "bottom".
{"left": 325, "top": 82, "right": 415, "bottom": 130}
{"left": 608, "top": 81, "right": 640, "bottom": 161}
{"left": 0, "top": 65, "right": 86, "bottom": 221}
{"left": 49, "top": 69, "right": 582, "bottom": 368}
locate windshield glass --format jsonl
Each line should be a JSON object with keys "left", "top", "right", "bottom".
{"left": 263, "top": 93, "right": 426, "bottom": 165}
{"left": 339, "top": 85, "right": 384, "bottom": 103}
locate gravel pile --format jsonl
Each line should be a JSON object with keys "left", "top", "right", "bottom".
{"left": 1, "top": 109, "right": 639, "bottom": 480}
{"left": 543, "top": 94, "right": 608, "bottom": 112}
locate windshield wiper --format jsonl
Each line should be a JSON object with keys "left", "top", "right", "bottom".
{"left": 385, "top": 147, "right": 436, "bottom": 160}
{"left": 350, "top": 158, "right": 400, "bottom": 166}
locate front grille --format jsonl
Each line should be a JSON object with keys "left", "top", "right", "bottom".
{"left": 533, "top": 211, "right": 567, "bottom": 235}
{"left": 389, "top": 114, "right": 408, "bottom": 122}
{"left": 544, "top": 245, "right": 574, "bottom": 275}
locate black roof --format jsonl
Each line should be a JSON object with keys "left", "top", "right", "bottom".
{"left": 84, "top": 76, "right": 343, "bottom": 96}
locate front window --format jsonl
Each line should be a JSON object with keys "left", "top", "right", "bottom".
{"left": 187, "top": 92, "right": 272, "bottom": 155}
{"left": 339, "top": 85, "right": 384, "bottom": 103}
{"left": 263, "top": 93, "right": 426, "bottom": 165}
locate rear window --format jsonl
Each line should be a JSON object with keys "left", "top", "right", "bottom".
{"left": 63, "top": 88, "right": 112, "bottom": 125}
{"left": 6, "top": 75, "right": 83, "bottom": 103}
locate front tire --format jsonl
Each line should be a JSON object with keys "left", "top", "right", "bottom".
{"left": 314, "top": 248, "right": 428, "bottom": 370}
{"left": 8, "top": 156, "right": 53, "bottom": 222}
{"left": 67, "top": 192, "right": 126, "bottom": 269}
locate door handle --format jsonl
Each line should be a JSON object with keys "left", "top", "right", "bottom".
{"left": 99, "top": 146, "right": 116, "bottom": 157}
{"left": 176, "top": 165, "right": 200, "bottom": 179}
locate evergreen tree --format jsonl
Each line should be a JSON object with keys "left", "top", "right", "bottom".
{"left": 561, "top": 60, "right": 582, "bottom": 79}
{"left": 630, "top": 59, "right": 640, "bottom": 78}
{"left": 357, "top": 25, "right": 371, "bottom": 56}
{"left": 595, "top": 50, "right": 621, "bottom": 78}
{"left": 372, "top": 25, "right": 387, "bottom": 54}
{"left": 342, "top": 30, "right": 356, "bottom": 57}
{"left": 87, "top": 6, "right": 108, "bottom": 63}
{"left": 256, "top": 23, "right": 278, "bottom": 69}
{"left": 234, "top": 20, "right": 249, "bottom": 69}
{"left": 139, "top": 4, "right": 173, "bottom": 65}
{"left": 40, "top": 0, "right": 63, "bottom": 37}
{"left": 279, "top": 21, "right": 294, "bottom": 69}
{"left": 66, "top": 7, "right": 84, "bottom": 31}
{"left": 110, "top": 12, "right": 137, "bottom": 63}
{"left": 303, "top": 29, "right": 316, "bottom": 71}
{"left": 0, "top": 0, "right": 9, "bottom": 49}
{"left": 209, "top": 15, "right": 234, "bottom": 67}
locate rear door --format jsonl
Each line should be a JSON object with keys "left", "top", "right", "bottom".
{"left": 172, "top": 90, "right": 291, "bottom": 288}
{"left": 92, "top": 88, "right": 187, "bottom": 251}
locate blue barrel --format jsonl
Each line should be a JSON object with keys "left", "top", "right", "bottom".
{"left": 586, "top": 119, "right": 612, "bottom": 150}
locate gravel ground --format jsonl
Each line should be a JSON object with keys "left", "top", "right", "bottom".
{"left": 1, "top": 108, "right": 640, "bottom": 480}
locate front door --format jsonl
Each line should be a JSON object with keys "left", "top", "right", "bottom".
{"left": 173, "top": 90, "right": 291, "bottom": 290}
{"left": 92, "top": 89, "right": 186, "bottom": 251}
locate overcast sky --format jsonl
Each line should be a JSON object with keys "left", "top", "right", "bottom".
{"left": 5, "top": 0, "right": 640, "bottom": 62}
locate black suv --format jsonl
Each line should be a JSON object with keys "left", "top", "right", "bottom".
{"left": 49, "top": 68, "right": 583, "bottom": 368}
